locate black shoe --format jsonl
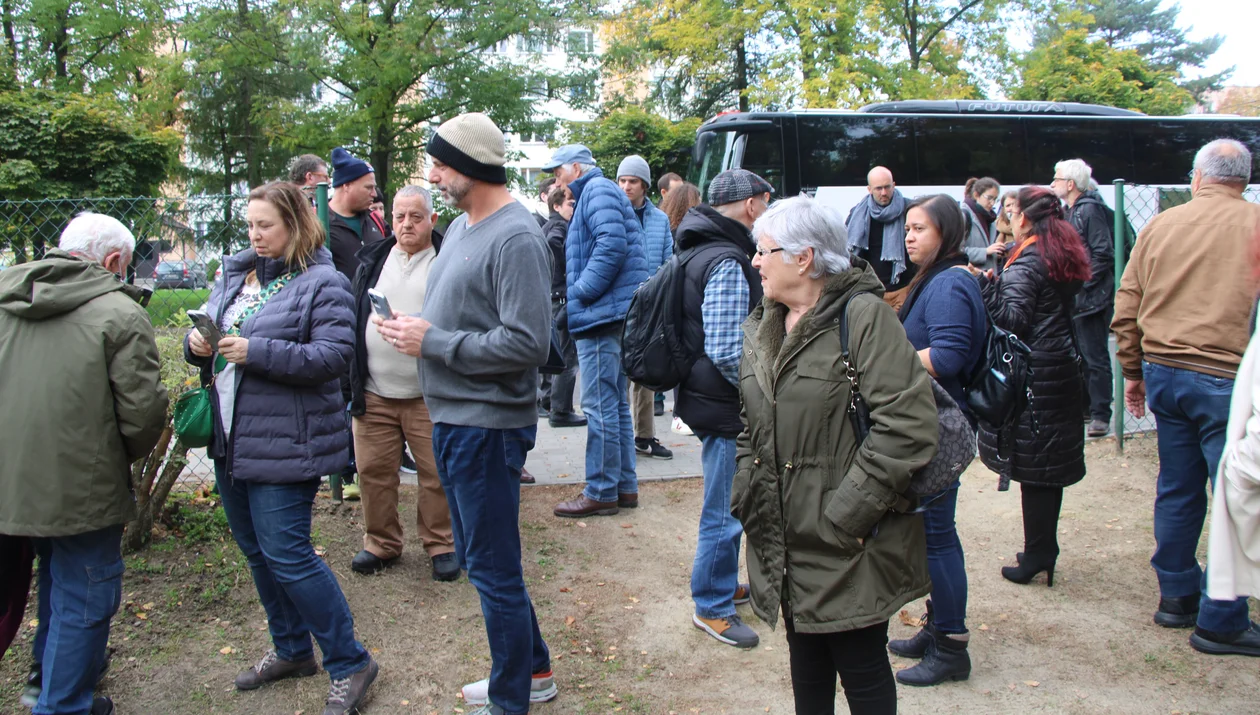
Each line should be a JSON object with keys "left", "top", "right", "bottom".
{"left": 1154, "top": 595, "right": 1200, "bottom": 629}
{"left": 1087, "top": 419, "right": 1110, "bottom": 438}
{"left": 537, "top": 403, "right": 551, "bottom": 418}
{"left": 1000, "top": 554, "right": 1055, "bottom": 587}
{"left": 432, "top": 552, "right": 460, "bottom": 582}
{"left": 400, "top": 450, "right": 417, "bottom": 474}
{"left": 549, "top": 411, "right": 587, "bottom": 428}
{"left": 654, "top": 401, "right": 665, "bottom": 417}
{"left": 635, "top": 437, "right": 673, "bottom": 460}
{"left": 1189, "top": 622, "right": 1260, "bottom": 657}
{"left": 92, "top": 697, "right": 115, "bottom": 715}
{"left": 351, "top": 550, "right": 398, "bottom": 575}
{"left": 896, "top": 630, "right": 971, "bottom": 686}
{"left": 889, "top": 601, "right": 934, "bottom": 658}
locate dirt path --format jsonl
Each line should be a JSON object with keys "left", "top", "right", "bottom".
{"left": 3, "top": 439, "right": 1258, "bottom": 714}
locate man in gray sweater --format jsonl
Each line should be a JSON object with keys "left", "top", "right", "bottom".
{"left": 374, "top": 113, "right": 556, "bottom": 715}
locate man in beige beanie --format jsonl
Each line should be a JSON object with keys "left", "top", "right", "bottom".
{"left": 373, "top": 112, "right": 557, "bottom": 715}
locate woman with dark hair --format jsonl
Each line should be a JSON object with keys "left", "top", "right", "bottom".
{"left": 185, "top": 181, "right": 378, "bottom": 714}
{"left": 978, "top": 186, "right": 1092, "bottom": 588}
{"left": 888, "top": 194, "right": 987, "bottom": 687}
{"left": 660, "top": 181, "right": 701, "bottom": 234}
{"left": 960, "top": 177, "right": 1005, "bottom": 271}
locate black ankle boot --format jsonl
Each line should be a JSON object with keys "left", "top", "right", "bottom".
{"left": 895, "top": 630, "right": 971, "bottom": 686}
{"left": 889, "top": 600, "right": 934, "bottom": 658}
{"left": 1001, "top": 553, "right": 1056, "bottom": 587}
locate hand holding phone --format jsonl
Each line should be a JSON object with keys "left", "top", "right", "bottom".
{"left": 367, "top": 289, "right": 394, "bottom": 321}
{"left": 188, "top": 310, "right": 224, "bottom": 348}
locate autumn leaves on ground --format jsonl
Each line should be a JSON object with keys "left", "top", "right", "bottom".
{"left": 2, "top": 438, "right": 1258, "bottom": 714}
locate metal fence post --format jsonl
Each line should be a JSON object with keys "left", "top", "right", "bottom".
{"left": 315, "top": 181, "right": 342, "bottom": 502}
{"left": 1112, "top": 179, "right": 1127, "bottom": 453}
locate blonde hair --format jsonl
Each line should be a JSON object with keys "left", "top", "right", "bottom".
{"left": 247, "top": 181, "right": 325, "bottom": 271}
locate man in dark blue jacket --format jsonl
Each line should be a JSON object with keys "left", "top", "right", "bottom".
{"left": 544, "top": 145, "right": 650, "bottom": 518}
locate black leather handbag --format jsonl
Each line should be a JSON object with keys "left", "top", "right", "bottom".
{"left": 964, "top": 311, "right": 1034, "bottom": 430}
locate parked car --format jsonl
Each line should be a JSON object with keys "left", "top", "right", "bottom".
{"left": 153, "top": 261, "right": 209, "bottom": 289}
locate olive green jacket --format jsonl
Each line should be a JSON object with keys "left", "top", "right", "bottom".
{"left": 0, "top": 250, "right": 168, "bottom": 537}
{"left": 734, "top": 262, "right": 938, "bottom": 634}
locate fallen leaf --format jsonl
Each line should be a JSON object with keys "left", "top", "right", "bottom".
{"left": 142, "top": 602, "right": 155, "bottom": 610}
{"left": 135, "top": 612, "right": 148, "bottom": 620}
{"left": 978, "top": 623, "right": 989, "bottom": 631}
{"left": 628, "top": 597, "right": 639, "bottom": 603}
{"left": 219, "top": 646, "right": 234, "bottom": 655}
{"left": 620, "top": 523, "right": 633, "bottom": 528}
{"left": 1025, "top": 680, "right": 1040, "bottom": 687}
{"left": 565, "top": 616, "right": 576, "bottom": 627}
{"left": 559, "top": 587, "right": 571, "bottom": 593}
{"left": 401, "top": 700, "right": 410, "bottom": 706}
{"left": 897, "top": 609, "right": 925, "bottom": 628}
{"left": 577, "top": 522, "right": 588, "bottom": 528}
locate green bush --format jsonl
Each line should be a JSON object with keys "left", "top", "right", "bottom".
{"left": 205, "top": 258, "right": 220, "bottom": 284}
{"left": 146, "top": 288, "right": 209, "bottom": 327}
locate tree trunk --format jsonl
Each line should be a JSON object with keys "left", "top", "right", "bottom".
{"left": 371, "top": 122, "right": 392, "bottom": 205}
{"left": 1, "top": 0, "right": 16, "bottom": 74}
{"left": 124, "top": 433, "right": 189, "bottom": 554}
{"left": 735, "top": 37, "right": 749, "bottom": 112}
{"left": 52, "top": 7, "right": 69, "bottom": 82}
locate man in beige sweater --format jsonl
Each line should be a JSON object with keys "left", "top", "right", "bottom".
{"left": 1113, "top": 138, "right": 1260, "bottom": 657}
{"left": 346, "top": 186, "right": 458, "bottom": 582}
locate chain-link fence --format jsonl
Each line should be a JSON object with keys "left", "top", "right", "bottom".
{"left": 0, "top": 195, "right": 253, "bottom": 492}
{"left": 1111, "top": 182, "right": 1260, "bottom": 451}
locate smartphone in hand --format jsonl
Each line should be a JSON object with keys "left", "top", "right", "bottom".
{"left": 367, "top": 289, "right": 393, "bottom": 321}
{"left": 188, "top": 310, "right": 224, "bottom": 347}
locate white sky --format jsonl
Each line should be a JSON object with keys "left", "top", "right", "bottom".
{"left": 1175, "top": 0, "right": 1259, "bottom": 86}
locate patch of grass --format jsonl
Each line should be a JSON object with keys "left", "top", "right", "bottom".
{"left": 146, "top": 288, "right": 210, "bottom": 327}
{"left": 165, "top": 494, "right": 230, "bottom": 544}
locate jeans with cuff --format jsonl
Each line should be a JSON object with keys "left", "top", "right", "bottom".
{"left": 921, "top": 480, "right": 968, "bottom": 634}
{"left": 576, "top": 332, "right": 638, "bottom": 502}
{"left": 691, "top": 432, "right": 743, "bottom": 620}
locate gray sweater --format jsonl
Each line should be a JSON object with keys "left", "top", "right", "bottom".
{"left": 418, "top": 201, "right": 553, "bottom": 428}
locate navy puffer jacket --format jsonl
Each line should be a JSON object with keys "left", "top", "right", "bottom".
{"left": 565, "top": 167, "right": 649, "bottom": 335}
{"left": 184, "top": 247, "right": 355, "bottom": 483}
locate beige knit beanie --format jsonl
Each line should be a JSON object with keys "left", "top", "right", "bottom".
{"left": 426, "top": 113, "right": 507, "bottom": 184}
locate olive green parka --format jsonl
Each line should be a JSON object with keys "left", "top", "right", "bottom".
{"left": 734, "top": 262, "right": 939, "bottom": 634}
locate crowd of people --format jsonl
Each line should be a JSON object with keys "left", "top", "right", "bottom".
{"left": 1, "top": 117, "right": 1259, "bottom": 715}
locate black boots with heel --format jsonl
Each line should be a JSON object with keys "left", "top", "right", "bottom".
{"left": 888, "top": 601, "right": 971, "bottom": 687}
{"left": 1001, "top": 552, "right": 1056, "bottom": 587}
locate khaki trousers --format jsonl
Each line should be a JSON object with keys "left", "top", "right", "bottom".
{"left": 352, "top": 392, "right": 454, "bottom": 559}
{"left": 630, "top": 382, "right": 655, "bottom": 440}
{"left": 883, "top": 285, "right": 910, "bottom": 312}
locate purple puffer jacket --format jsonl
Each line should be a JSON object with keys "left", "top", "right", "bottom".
{"left": 184, "top": 247, "right": 354, "bottom": 483}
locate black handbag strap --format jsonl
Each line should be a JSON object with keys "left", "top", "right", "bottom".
{"left": 1051, "top": 284, "right": 1085, "bottom": 364}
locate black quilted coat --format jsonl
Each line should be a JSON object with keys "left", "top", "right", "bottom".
{"left": 977, "top": 244, "right": 1087, "bottom": 488}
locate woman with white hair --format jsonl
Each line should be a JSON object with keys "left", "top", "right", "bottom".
{"left": 733, "top": 195, "right": 940, "bottom": 714}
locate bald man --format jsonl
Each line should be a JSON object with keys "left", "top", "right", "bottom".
{"left": 845, "top": 166, "right": 915, "bottom": 310}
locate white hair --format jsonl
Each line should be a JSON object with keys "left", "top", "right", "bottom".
{"left": 571, "top": 162, "right": 597, "bottom": 176}
{"left": 752, "top": 195, "right": 851, "bottom": 279}
{"left": 1195, "top": 139, "right": 1252, "bottom": 185}
{"left": 59, "top": 212, "right": 136, "bottom": 262}
{"left": 1054, "top": 159, "right": 1093, "bottom": 192}
{"left": 394, "top": 185, "right": 433, "bottom": 213}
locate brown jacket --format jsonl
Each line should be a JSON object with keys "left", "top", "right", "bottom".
{"left": 1112, "top": 184, "right": 1260, "bottom": 380}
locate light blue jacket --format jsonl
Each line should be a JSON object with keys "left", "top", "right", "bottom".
{"left": 638, "top": 200, "right": 673, "bottom": 275}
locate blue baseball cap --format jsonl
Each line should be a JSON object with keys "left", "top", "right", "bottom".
{"left": 542, "top": 144, "right": 595, "bottom": 172}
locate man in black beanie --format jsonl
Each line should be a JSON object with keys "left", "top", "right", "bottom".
{"left": 328, "top": 147, "right": 387, "bottom": 281}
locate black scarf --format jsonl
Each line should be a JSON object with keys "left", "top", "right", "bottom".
{"left": 965, "top": 197, "right": 996, "bottom": 238}
{"left": 897, "top": 253, "right": 970, "bottom": 321}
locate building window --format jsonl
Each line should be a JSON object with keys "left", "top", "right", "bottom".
{"left": 566, "top": 29, "right": 594, "bottom": 55}
{"left": 517, "top": 34, "right": 548, "bottom": 53}
{"left": 521, "top": 168, "right": 544, "bottom": 187}
{"left": 491, "top": 39, "right": 510, "bottom": 54}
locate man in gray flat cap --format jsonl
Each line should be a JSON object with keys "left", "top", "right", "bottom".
{"left": 674, "top": 168, "right": 771, "bottom": 650}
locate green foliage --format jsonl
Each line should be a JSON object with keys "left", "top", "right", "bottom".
{"left": 1013, "top": 19, "right": 1194, "bottom": 115}
{"left": 564, "top": 108, "right": 702, "bottom": 195}
{"left": 147, "top": 292, "right": 211, "bottom": 330}
{"left": 0, "top": 90, "right": 180, "bottom": 200}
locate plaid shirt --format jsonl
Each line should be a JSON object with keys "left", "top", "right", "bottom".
{"left": 701, "top": 258, "right": 751, "bottom": 387}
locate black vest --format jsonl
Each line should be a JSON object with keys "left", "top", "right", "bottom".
{"left": 674, "top": 242, "right": 763, "bottom": 437}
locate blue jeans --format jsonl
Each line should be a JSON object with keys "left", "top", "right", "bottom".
{"left": 30, "top": 525, "right": 124, "bottom": 715}
{"left": 1144, "top": 362, "right": 1252, "bottom": 633}
{"left": 432, "top": 424, "right": 550, "bottom": 715}
{"left": 691, "top": 433, "right": 743, "bottom": 620}
{"left": 215, "top": 465, "right": 369, "bottom": 679}
{"left": 576, "top": 333, "right": 638, "bottom": 502}
{"left": 921, "top": 481, "right": 968, "bottom": 634}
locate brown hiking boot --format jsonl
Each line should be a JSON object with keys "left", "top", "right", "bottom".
{"left": 618, "top": 492, "right": 639, "bottom": 509}
{"left": 322, "top": 657, "right": 379, "bottom": 715}
{"left": 553, "top": 494, "right": 619, "bottom": 518}
{"left": 235, "top": 650, "right": 319, "bottom": 690}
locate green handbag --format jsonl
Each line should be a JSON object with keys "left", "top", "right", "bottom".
{"left": 172, "top": 384, "right": 213, "bottom": 448}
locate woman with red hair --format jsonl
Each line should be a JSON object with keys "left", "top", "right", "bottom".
{"left": 978, "top": 186, "right": 1092, "bottom": 587}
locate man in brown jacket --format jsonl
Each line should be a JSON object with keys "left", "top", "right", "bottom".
{"left": 1112, "top": 138, "right": 1260, "bottom": 657}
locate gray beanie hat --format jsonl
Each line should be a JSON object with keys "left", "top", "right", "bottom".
{"left": 616, "top": 155, "right": 651, "bottom": 187}
{"left": 426, "top": 113, "right": 508, "bottom": 184}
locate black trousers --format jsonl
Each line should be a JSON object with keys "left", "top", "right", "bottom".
{"left": 544, "top": 298, "right": 578, "bottom": 415}
{"left": 1021, "top": 483, "right": 1064, "bottom": 559}
{"left": 1073, "top": 307, "right": 1114, "bottom": 422}
{"left": 783, "top": 615, "right": 897, "bottom": 715}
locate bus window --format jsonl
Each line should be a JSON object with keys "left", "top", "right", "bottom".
{"left": 737, "top": 129, "right": 786, "bottom": 196}
{"left": 1025, "top": 118, "right": 1133, "bottom": 185}
{"left": 1130, "top": 120, "right": 1260, "bottom": 182}
{"left": 915, "top": 117, "right": 1028, "bottom": 186}
{"left": 691, "top": 131, "right": 736, "bottom": 200}
{"left": 797, "top": 116, "right": 917, "bottom": 189}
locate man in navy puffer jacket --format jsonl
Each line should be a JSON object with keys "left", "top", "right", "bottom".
{"left": 544, "top": 145, "right": 650, "bottom": 518}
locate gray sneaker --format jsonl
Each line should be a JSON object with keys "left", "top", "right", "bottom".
{"left": 322, "top": 657, "right": 379, "bottom": 715}
{"left": 693, "top": 613, "right": 760, "bottom": 649}
{"left": 235, "top": 650, "right": 318, "bottom": 690}
{"left": 467, "top": 705, "right": 507, "bottom": 715}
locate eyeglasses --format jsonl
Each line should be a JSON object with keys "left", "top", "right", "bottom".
{"left": 980, "top": 194, "right": 999, "bottom": 202}
{"left": 1051, "top": 177, "right": 1068, "bottom": 183}
{"left": 755, "top": 247, "right": 785, "bottom": 257}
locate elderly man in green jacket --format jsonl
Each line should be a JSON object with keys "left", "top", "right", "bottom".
{"left": 0, "top": 213, "right": 168, "bottom": 715}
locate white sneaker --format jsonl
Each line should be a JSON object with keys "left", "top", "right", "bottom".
{"left": 462, "top": 672, "right": 557, "bottom": 705}
{"left": 672, "top": 416, "right": 693, "bottom": 436}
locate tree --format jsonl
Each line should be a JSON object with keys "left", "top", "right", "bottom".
{"left": 1031, "top": 0, "right": 1228, "bottom": 100}
{"left": 1013, "top": 19, "right": 1193, "bottom": 115}
{"left": 563, "top": 107, "right": 701, "bottom": 192}
{"left": 276, "top": 0, "right": 598, "bottom": 198}
{"left": 1216, "top": 87, "right": 1260, "bottom": 118}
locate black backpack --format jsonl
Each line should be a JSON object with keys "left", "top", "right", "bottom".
{"left": 1101, "top": 203, "right": 1138, "bottom": 263}
{"left": 621, "top": 252, "right": 701, "bottom": 391}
